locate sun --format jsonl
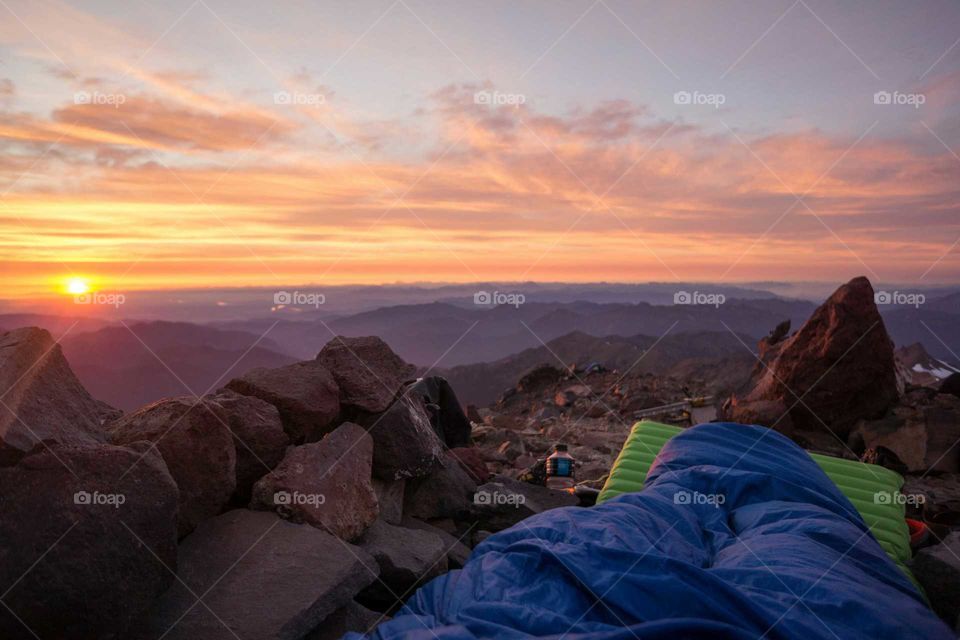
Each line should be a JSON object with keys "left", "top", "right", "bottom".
{"left": 65, "top": 278, "right": 91, "bottom": 295}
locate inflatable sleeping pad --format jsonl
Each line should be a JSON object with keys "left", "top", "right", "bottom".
{"left": 598, "top": 420, "right": 914, "bottom": 580}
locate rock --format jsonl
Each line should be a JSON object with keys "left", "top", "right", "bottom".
{"left": 940, "top": 372, "right": 960, "bottom": 399}
{"left": 0, "top": 327, "right": 115, "bottom": 465}
{"left": 357, "top": 520, "right": 448, "bottom": 609}
{"left": 401, "top": 516, "right": 472, "bottom": 568}
{"left": 514, "top": 454, "right": 537, "bottom": 469}
{"left": 251, "top": 422, "right": 379, "bottom": 541}
{"left": 208, "top": 389, "right": 289, "bottom": 504}
{"left": 852, "top": 389, "right": 960, "bottom": 472}
{"left": 360, "top": 394, "right": 445, "bottom": 481}
{"left": 316, "top": 336, "right": 415, "bottom": 414}
{"left": 373, "top": 478, "right": 405, "bottom": 525}
{"left": 620, "top": 393, "right": 667, "bottom": 414}
{"left": 720, "top": 277, "right": 898, "bottom": 439}
{"left": 910, "top": 532, "right": 960, "bottom": 628}
{"left": 531, "top": 404, "right": 562, "bottom": 422}
{"left": 466, "top": 404, "right": 482, "bottom": 423}
{"left": 577, "top": 431, "right": 615, "bottom": 454}
{"left": 404, "top": 376, "right": 472, "bottom": 447}
{"left": 403, "top": 454, "right": 478, "bottom": 521}
{"left": 131, "top": 510, "right": 378, "bottom": 640}
{"left": 554, "top": 384, "right": 591, "bottom": 408}
{"left": 488, "top": 413, "right": 524, "bottom": 431}
{"left": 306, "top": 602, "right": 383, "bottom": 640}
{"left": 225, "top": 360, "right": 340, "bottom": 443}
{"left": 584, "top": 404, "right": 608, "bottom": 419}
{"left": 109, "top": 396, "right": 236, "bottom": 537}
{"left": 0, "top": 443, "right": 178, "bottom": 639}
{"left": 473, "top": 476, "right": 579, "bottom": 532}
{"left": 497, "top": 439, "right": 525, "bottom": 460}
{"left": 903, "top": 474, "right": 960, "bottom": 507}
{"left": 447, "top": 446, "right": 491, "bottom": 483}
{"left": 516, "top": 364, "right": 566, "bottom": 393}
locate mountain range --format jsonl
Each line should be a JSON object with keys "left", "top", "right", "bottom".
{"left": 2, "top": 284, "right": 958, "bottom": 411}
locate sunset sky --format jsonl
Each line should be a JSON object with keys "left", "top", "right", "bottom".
{"left": 1, "top": 0, "right": 959, "bottom": 298}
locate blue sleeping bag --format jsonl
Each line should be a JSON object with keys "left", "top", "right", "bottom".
{"left": 348, "top": 423, "right": 952, "bottom": 639}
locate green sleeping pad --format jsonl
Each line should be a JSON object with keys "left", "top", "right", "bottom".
{"left": 597, "top": 421, "right": 914, "bottom": 582}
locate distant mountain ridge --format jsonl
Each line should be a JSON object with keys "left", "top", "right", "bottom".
{"left": 4, "top": 284, "right": 959, "bottom": 411}
{"left": 438, "top": 330, "right": 757, "bottom": 406}
{"left": 59, "top": 322, "right": 297, "bottom": 410}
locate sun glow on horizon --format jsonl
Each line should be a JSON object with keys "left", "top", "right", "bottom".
{"left": 64, "top": 277, "right": 92, "bottom": 295}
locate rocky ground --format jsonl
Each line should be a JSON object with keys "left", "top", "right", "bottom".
{"left": 0, "top": 276, "right": 959, "bottom": 638}
{"left": 469, "top": 366, "right": 710, "bottom": 488}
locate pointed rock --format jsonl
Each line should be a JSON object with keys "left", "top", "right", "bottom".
{"left": 0, "top": 327, "right": 116, "bottom": 465}
{"left": 251, "top": 421, "right": 379, "bottom": 541}
{"left": 720, "top": 277, "right": 898, "bottom": 438}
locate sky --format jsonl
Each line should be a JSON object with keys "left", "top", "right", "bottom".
{"left": 1, "top": 0, "right": 959, "bottom": 299}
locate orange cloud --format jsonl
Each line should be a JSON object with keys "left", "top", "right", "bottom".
{"left": 2, "top": 80, "right": 959, "bottom": 298}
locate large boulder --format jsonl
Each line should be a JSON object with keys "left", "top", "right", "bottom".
{"left": 306, "top": 602, "right": 383, "bottom": 640}
{"left": 109, "top": 396, "right": 236, "bottom": 537}
{"left": 401, "top": 516, "right": 472, "bottom": 568}
{"left": 357, "top": 519, "right": 448, "bottom": 610}
{"left": 910, "top": 532, "right": 960, "bottom": 629}
{"left": 0, "top": 327, "right": 116, "bottom": 465}
{"left": 316, "top": 336, "right": 415, "bottom": 415}
{"left": 130, "top": 510, "right": 379, "bottom": 640}
{"left": 447, "top": 446, "right": 491, "bottom": 483}
{"left": 251, "top": 422, "right": 379, "bottom": 541}
{"left": 372, "top": 478, "right": 405, "bottom": 525}
{"left": 403, "top": 453, "right": 478, "bottom": 521}
{"left": 473, "top": 475, "right": 579, "bottom": 532}
{"left": 852, "top": 388, "right": 960, "bottom": 473}
{"left": 361, "top": 394, "right": 445, "bottom": 481}
{"left": 404, "top": 376, "right": 472, "bottom": 447}
{"left": 0, "top": 443, "right": 178, "bottom": 639}
{"left": 225, "top": 360, "right": 340, "bottom": 443}
{"left": 208, "top": 390, "right": 289, "bottom": 503}
{"left": 720, "top": 277, "right": 898, "bottom": 439}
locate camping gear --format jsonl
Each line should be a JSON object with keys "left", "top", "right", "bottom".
{"left": 907, "top": 518, "right": 930, "bottom": 549}
{"left": 545, "top": 443, "right": 575, "bottom": 490}
{"left": 347, "top": 423, "right": 952, "bottom": 639}
{"left": 598, "top": 420, "right": 916, "bottom": 581}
